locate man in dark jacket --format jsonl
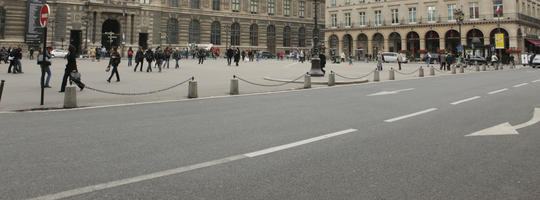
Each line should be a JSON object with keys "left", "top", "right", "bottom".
{"left": 319, "top": 51, "right": 326, "bottom": 75}
{"left": 145, "top": 48, "right": 154, "bottom": 72}
{"left": 173, "top": 48, "right": 181, "bottom": 69}
{"left": 226, "top": 47, "right": 234, "bottom": 66}
{"left": 107, "top": 47, "right": 121, "bottom": 82}
{"left": 155, "top": 47, "right": 164, "bottom": 72}
{"left": 134, "top": 47, "right": 144, "bottom": 72}
{"left": 198, "top": 48, "right": 206, "bottom": 64}
{"left": 234, "top": 48, "right": 240, "bottom": 66}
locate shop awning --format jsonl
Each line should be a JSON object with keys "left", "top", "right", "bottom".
{"left": 526, "top": 38, "right": 540, "bottom": 46}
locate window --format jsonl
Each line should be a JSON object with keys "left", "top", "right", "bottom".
{"left": 189, "top": 20, "right": 200, "bottom": 43}
{"left": 331, "top": 14, "right": 337, "bottom": 27}
{"left": 375, "top": 10, "right": 382, "bottom": 26}
{"left": 448, "top": 4, "right": 456, "bottom": 20}
{"left": 470, "top": 2, "right": 479, "bottom": 19}
{"left": 169, "top": 0, "right": 178, "bottom": 7}
{"left": 299, "top": 1, "right": 305, "bottom": 18}
{"left": 250, "top": 24, "right": 258, "bottom": 46}
{"left": 359, "top": 12, "right": 365, "bottom": 26}
{"left": 359, "top": 0, "right": 364, "bottom": 3}
{"left": 231, "top": 23, "right": 240, "bottom": 46}
{"left": 167, "top": 18, "right": 179, "bottom": 44}
{"left": 283, "top": 26, "right": 291, "bottom": 47}
{"left": 268, "top": 0, "right": 275, "bottom": 15}
{"left": 391, "top": 9, "right": 399, "bottom": 24}
{"left": 345, "top": 0, "right": 350, "bottom": 5}
{"left": 283, "top": 0, "right": 291, "bottom": 16}
{"left": 211, "top": 21, "right": 221, "bottom": 45}
{"left": 409, "top": 7, "right": 417, "bottom": 23}
{"left": 298, "top": 27, "right": 306, "bottom": 47}
{"left": 250, "top": 0, "right": 258, "bottom": 14}
{"left": 232, "top": 0, "right": 240, "bottom": 12}
{"left": 140, "top": 0, "right": 150, "bottom": 4}
{"left": 493, "top": 0, "right": 503, "bottom": 17}
{"left": 428, "top": 6, "right": 436, "bottom": 22}
{"left": 212, "top": 0, "right": 220, "bottom": 10}
{"left": 345, "top": 13, "right": 351, "bottom": 27}
{"left": 331, "top": 0, "right": 336, "bottom": 6}
{"left": 191, "top": 0, "right": 200, "bottom": 9}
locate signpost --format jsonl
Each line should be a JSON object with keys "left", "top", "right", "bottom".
{"left": 40, "top": 3, "right": 50, "bottom": 105}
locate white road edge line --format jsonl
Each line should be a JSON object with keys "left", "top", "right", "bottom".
{"left": 450, "top": 96, "right": 481, "bottom": 105}
{"left": 26, "top": 128, "right": 357, "bottom": 200}
{"left": 488, "top": 88, "right": 508, "bottom": 95}
{"left": 244, "top": 128, "right": 358, "bottom": 157}
{"left": 532, "top": 79, "right": 540, "bottom": 83}
{"left": 513, "top": 83, "right": 529, "bottom": 87}
{"left": 384, "top": 108, "right": 438, "bottom": 123}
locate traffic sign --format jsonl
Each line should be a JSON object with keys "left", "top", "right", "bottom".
{"left": 40, "top": 4, "right": 50, "bottom": 28}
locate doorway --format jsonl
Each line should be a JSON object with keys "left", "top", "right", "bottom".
{"left": 139, "top": 33, "right": 148, "bottom": 49}
{"left": 101, "top": 19, "right": 121, "bottom": 51}
{"left": 70, "top": 30, "right": 82, "bottom": 55}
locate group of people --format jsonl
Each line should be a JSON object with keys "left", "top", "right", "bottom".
{"left": 1, "top": 46, "right": 24, "bottom": 74}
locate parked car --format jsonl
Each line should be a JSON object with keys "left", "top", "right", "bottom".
{"left": 51, "top": 49, "right": 68, "bottom": 58}
{"left": 261, "top": 51, "right": 275, "bottom": 59}
{"left": 531, "top": 55, "right": 540, "bottom": 68}
{"left": 467, "top": 55, "right": 488, "bottom": 65}
{"left": 381, "top": 52, "right": 408, "bottom": 63}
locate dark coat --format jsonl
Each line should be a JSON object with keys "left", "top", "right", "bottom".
{"left": 109, "top": 51, "right": 121, "bottom": 67}
{"left": 66, "top": 53, "right": 78, "bottom": 72}
{"left": 145, "top": 50, "right": 154, "bottom": 61}
{"left": 135, "top": 50, "right": 144, "bottom": 62}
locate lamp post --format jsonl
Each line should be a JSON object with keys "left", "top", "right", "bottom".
{"left": 84, "top": 0, "right": 90, "bottom": 54}
{"left": 309, "top": 0, "right": 324, "bottom": 76}
{"left": 454, "top": 8, "right": 464, "bottom": 57}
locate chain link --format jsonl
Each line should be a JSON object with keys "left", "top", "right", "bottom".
{"left": 235, "top": 74, "right": 306, "bottom": 87}
{"left": 85, "top": 77, "right": 193, "bottom": 96}
{"left": 333, "top": 70, "right": 374, "bottom": 80}
{"left": 394, "top": 68, "right": 420, "bottom": 75}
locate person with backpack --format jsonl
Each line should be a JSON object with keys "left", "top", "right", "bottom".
{"left": 134, "top": 47, "right": 144, "bottom": 72}
{"left": 127, "top": 47, "right": 133, "bottom": 67}
{"left": 107, "top": 47, "right": 121, "bottom": 82}
{"left": 145, "top": 48, "right": 154, "bottom": 72}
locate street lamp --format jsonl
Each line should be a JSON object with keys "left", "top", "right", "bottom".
{"left": 309, "top": 0, "right": 324, "bottom": 77}
{"left": 454, "top": 8, "right": 464, "bottom": 57}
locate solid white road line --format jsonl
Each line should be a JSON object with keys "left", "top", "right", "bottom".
{"left": 384, "top": 108, "right": 438, "bottom": 122}
{"left": 532, "top": 79, "right": 540, "bottom": 83}
{"left": 244, "top": 129, "right": 358, "bottom": 157}
{"left": 513, "top": 83, "right": 529, "bottom": 87}
{"left": 488, "top": 88, "right": 508, "bottom": 95}
{"left": 26, "top": 128, "right": 357, "bottom": 200}
{"left": 450, "top": 96, "right": 481, "bottom": 105}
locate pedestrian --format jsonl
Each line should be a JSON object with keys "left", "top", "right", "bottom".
{"left": 29, "top": 48, "right": 35, "bottom": 60}
{"left": 198, "top": 48, "right": 205, "bottom": 64}
{"left": 425, "top": 52, "right": 432, "bottom": 68}
{"left": 164, "top": 47, "right": 171, "bottom": 68}
{"left": 101, "top": 47, "right": 106, "bottom": 59}
{"left": 8, "top": 47, "right": 22, "bottom": 73}
{"left": 173, "top": 47, "right": 181, "bottom": 69}
{"left": 226, "top": 46, "right": 233, "bottom": 66}
{"left": 107, "top": 47, "right": 121, "bottom": 82}
{"left": 134, "top": 47, "right": 144, "bottom": 72}
{"left": 320, "top": 51, "right": 326, "bottom": 75}
{"left": 37, "top": 47, "right": 52, "bottom": 88}
{"left": 491, "top": 54, "right": 499, "bottom": 68}
{"left": 60, "top": 45, "right": 85, "bottom": 92}
{"left": 127, "top": 47, "right": 133, "bottom": 67}
{"left": 397, "top": 53, "right": 403, "bottom": 70}
{"left": 440, "top": 53, "right": 446, "bottom": 70}
{"left": 234, "top": 48, "right": 240, "bottom": 66}
{"left": 446, "top": 53, "right": 453, "bottom": 71}
{"left": 340, "top": 52, "right": 346, "bottom": 63}
{"left": 241, "top": 50, "right": 246, "bottom": 62}
{"left": 90, "top": 48, "right": 96, "bottom": 62}
{"left": 95, "top": 47, "right": 101, "bottom": 62}
{"left": 300, "top": 50, "right": 305, "bottom": 63}
{"left": 155, "top": 47, "right": 164, "bottom": 72}
{"left": 145, "top": 48, "right": 154, "bottom": 72}
{"left": 376, "top": 51, "right": 383, "bottom": 71}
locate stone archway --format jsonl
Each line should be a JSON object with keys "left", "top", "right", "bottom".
{"left": 425, "top": 31, "right": 440, "bottom": 53}
{"left": 357, "top": 33, "right": 368, "bottom": 58}
{"left": 490, "top": 28, "right": 509, "bottom": 59}
{"left": 372, "top": 33, "right": 384, "bottom": 54}
{"left": 101, "top": 19, "right": 121, "bottom": 51}
{"left": 406, "top": 31, "right": 420, "bottom": 58}
{"left": 342, "top": 34, "right": 353, "bottom": 57}
{"left": 445, "top": 30, "right": 460, "bottom": 54}
{"left": 388, "top": 32, "right": 401, "bottom": 52}
{"left": 467, "top": 29, "right": 485, "bottom": 56}
{"left": 329, "top": 34, "right": 339, "bottom": 57}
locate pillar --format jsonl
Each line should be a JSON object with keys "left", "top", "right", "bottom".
{"left": 401, "top": 38, "right": 407, "bottom": 51}
{"left": 367, "top": 38, "right": 373, "bottom": 56}
{"left": 95, "top": 12, "right": 102, "bottom": 46}
{"left": 384, "top": 37, "right": 390, "bottom": 52}
{"left": 420, "top": 37, "right": 426, "bottom": 51}
{"left": 440, "top": 38, "right": 446, "bottom": 51}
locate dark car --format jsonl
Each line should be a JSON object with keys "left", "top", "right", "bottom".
{"left": 467, "top": 55, "right": 488, "bottom": 65}
{"left": 422, "top": 53, "right": 439, "bottom": 64}
{"left": 261, "top": 51, "right": 275, "bottom": 59}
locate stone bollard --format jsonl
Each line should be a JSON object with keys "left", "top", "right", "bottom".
{"left": 499, "top": 64, "right": 504, "bottom": 70}
{"left": 328, "top": 71, "right": 336, "bottom": 86}
{"left": 389, "top": 68, "right": 395, "bottom": 80}
{"left": 494, "top": 64, "right": 499, "bottom": 70}
{"left": 419, "top": 67, "right": 424, "bottom": 77}
{"left": 459, "top": 65, "right": 464, "bottom": 73}
{"left": 188, "top": 77, "right": 198, "bottom": 98}
{"left": 451, "top": 66, "right": 456, "bottom": 74}
{"left": 430, "top": 66, "right": 435, "bottom": 76}
{"left": 304, "top": 73, "right": 311, "bottom": 89}
{"left": 373, "top": 69, "right": 380, "bottom": 82}
{"left": 0, "top": 80, "right": 4, "bottom": 103}
{"left": 63, "top": 86, "right": 78, "bottom": 108}
{"left": 482, "top": 65, "right": 487, "bottom": 71}
{"left": 475, "top": 65, "right": 480, "bottom": 71}
{"left": 230, "top": 76, "right": 239, "bottom": 95}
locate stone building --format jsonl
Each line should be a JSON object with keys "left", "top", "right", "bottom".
{"left": 324, "top": 0, "right": 540, "bottom": 60}
{"left": 0, "top": 0, "right": 325, "bottom": 55}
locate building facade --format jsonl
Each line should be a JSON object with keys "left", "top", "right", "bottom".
{"left": 0, "top": 0, "right": 325, "bottom": 55}
{"left": 325, "top": 0, "right": 540, "bottom": 60}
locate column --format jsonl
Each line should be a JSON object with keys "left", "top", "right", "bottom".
{"left": 420, "top": 37, "right": 425, "bottom": 51}
{"left": 367, "top": 37, "right": 373, "bottom": 56}
{"left": 384, "top": 37, "right": 390, "bottom": 52}
{"left": 127, "top": 14, "right": 133, "bottom": 45}
{"left": 337, "top": 35, "right": 342, "bottom": 56}
{"left": 94, "top": 12, "right": 102, "bottom": 46}
{"left": 401, "top": 38, "right": 407, "bottom": 51}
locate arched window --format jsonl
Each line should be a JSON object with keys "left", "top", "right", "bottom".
{"left": 231, "top": 22, "right": 240, "bottom": 46}
{"left": 298, "top": 27, "right": 306, "bottom": 47}
{"left": 191, "top": 0, "right": 200, "bottom": 9}
{"left": 283, "top": 26, "right": 291, "bottom": 47}
{"left": 250, "top": 24, "right": 258, "bottom": 46}
{"left": 212, "top": 0, "right": 220, "bottom": 10}
{"left": 167, "top": 18, "right": 179, "bottom": 44}
{"left": 169, "top": 0, "right": 178, "bottom": 7}
{"left": 189, "top": 19, "right": 200, "bottom": 43}
{"left": 211, "top": 21, "right": 221, "bottom": 45}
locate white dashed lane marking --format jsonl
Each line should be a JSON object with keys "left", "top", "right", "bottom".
{"left": 384, "top": 108, "right": 438, "bottom": 123}
{"left": 513, "top": 83, "right": 529, "bottom": 87}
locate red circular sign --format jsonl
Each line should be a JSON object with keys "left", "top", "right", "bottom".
{"left": 40, "top": 4, "right": 50, "bottom": 28}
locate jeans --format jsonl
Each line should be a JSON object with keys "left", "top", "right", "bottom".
{"left": 128, "top": 58, "right": 132, "bottom": 66}
{"left": 41, "top": 65, "right": 51, "bottom": 87}
{"left": 146, "top": 61, "right": 152, "bottom": 72}
{"left": 165, "top": 59, "right": 169, "bottom": 68}
{"left": 175, "top": 59, "right": 179, "bottom": 68}
{"left": 108, "top": 66, "right": 120, "bottom": 81}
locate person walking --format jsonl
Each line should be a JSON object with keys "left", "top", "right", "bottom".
{"left": 340, "top": 52, "right": 346, "bottom": 63}
{"left": 90, "top": 48, "right": 96, "bottom": 62}
{"left": 134, "top": 47, "right": 144, "bottom": 72}
{"left": 491, "top": 54, "right": 499, "bottom": 68}
{"left": 107, "top": 47, "right": 121, "bottom": 82}
{"left": 29, "top": 48, "right": 35, "bottom": 60}
{"left": 376, "top": 51, "right": 383, "bottom": 71}
{"left": 155, "top": 47, "right": 164, "bottom": 72}
{"left": 60, "top": 45, "right": 85, "bottom": 92}
{"left": 299, "top": 50, "right": 305, "bottom": 63}
{"left": 226, "top": 47, "right": 233, "bottom": 66}
{"left": 440, "top": 53, "right": 446, "bottom": 70}
{"left": 198, "top": 48, "right": 205, "bottom": 64}
{"left": 145, "top": 48, "right": 154, "bottom": 72}
{"left": 241, "top": 50, "right": 246, "bottom": 62}
{"left": 425, "top": 52, "right": 432, "bottom": 68}
{"left": 446, "top": 53, "right": 453, "bottom": 71}
{"left": 234, "top": 48, "right": 240, "bottom": 66}
{"left": 320, "top": 51, "right": 326, "bottom": 75}
{"left": 173, "top": 47, "right": 181, "bottom": 69}
{"left": 37, "top": 47, "right": 52, "bottom": 88}
{"left": 127, "top": 47, "right": 133, "bottom": 67}
{"left": 164, "top": 48, "right": 171, "bottom": 69}
{"left": 95, "top": 47, "right": 101, "bottom": 62}
{"left": 397, "top": 53, "right": 403, "bottom": 70}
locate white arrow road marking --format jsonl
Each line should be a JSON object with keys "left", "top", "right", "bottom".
{"left": 466, "top": 108, "right": 540, "bottom": 136}
{"left": 367, "top": 88, "right": 415, "bottom": 96}
{"left": 488, "top": 88, "right": 508, "bottom": 95}
{"left": 532, "top": 79, "right": 540, "bottom": 83}
{"left": 385, "top": 108, "right": 438, "bottom": 122}
{"left": 450, "top": 96, "right": 481, "bottom": 105}
{"left": 513, "top": 83, "right": 529, "bottom": 87}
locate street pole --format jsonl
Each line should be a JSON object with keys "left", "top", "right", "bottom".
{"left": 40, "top": 0, "right": 48, "bottom": 105}
{"left": 308, "top": 0, "right": 324, "bottom": 76}
{"left": 84, "top": 0, "right": 89, "bottom": 54}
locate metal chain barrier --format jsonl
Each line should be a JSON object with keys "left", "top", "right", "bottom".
{"left": 394, "top": 67, "right": 420, "bottom": 75}
{"left": 433, "top": 67, "right": 452, "bottom": 73}
{"left": 85, "top": 77, "right": 193, "bottom": 96}
{"left": 333, "top": 70, "right": 375, "bottom": 80}
{"left": 235, "top": 73, "right": 306, "bottom": 87}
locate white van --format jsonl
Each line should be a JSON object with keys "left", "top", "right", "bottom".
{"left": 382, "top": 52, "right": 408, "bottom": 63}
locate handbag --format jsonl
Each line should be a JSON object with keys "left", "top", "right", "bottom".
{"left": 106, "top": 65, "right": 111, "bottom": 72}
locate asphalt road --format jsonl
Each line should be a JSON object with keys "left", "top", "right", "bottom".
{"left": 1, "top": 68, "right": 539, "bottom": 200}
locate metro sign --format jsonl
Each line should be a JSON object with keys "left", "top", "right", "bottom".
{"left": 40, "top": 4, "right": 50, "bottom": 28}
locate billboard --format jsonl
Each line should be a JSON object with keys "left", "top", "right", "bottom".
{"left": 495, "top": 33, "right": 505, "bottom": 49}
{"left": 25, "top": 0, "right": 44, "bottom": 43}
